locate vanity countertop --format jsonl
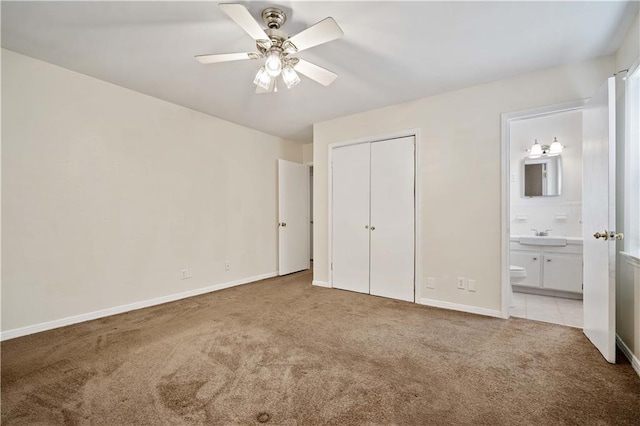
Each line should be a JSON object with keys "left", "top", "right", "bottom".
{"left": 510, "top": 235, "right": 583, "bottom": 245}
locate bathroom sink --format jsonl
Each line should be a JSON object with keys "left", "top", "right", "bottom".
{"left": 518, "top": 236, "right": 567, "bottom": 246}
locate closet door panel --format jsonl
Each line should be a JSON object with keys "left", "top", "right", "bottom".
{"left": 369, "top": 137, "right": 415, "bottom": 302}
{"left": 331, "top": 143, "right": 370, "bottom": 294}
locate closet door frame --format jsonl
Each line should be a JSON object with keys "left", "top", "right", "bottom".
{"left": 327, "top": 129, "right": 421, "bottom": 302}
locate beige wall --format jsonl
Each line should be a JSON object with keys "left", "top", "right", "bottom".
{"left": 615, "top": 11, "right": 640, "bottom": 363}
{"left": 302, "top": 143, "right": 313, "bottom": 164}
{"left": 313, "top": 56, "right": 614, "bottom": 313}
{"left": 1, "top": 49, "right": 301, "bottom": 332}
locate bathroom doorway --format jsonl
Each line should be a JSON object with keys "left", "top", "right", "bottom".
{"left": 501, "top": 101, "right": 585, "bottom": 328}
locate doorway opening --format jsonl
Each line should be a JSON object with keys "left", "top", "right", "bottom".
{"left": 502, "top": 100, "right": 586, "bottom": 327}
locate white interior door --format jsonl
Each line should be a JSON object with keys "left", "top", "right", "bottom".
{"left": 309, "top": 167, "right": 314, "bottom": 261}
{"left": 369, "top": 137, "right": 415, "bottom": 302}
{"left": 278, "top": 159, "right": 310, "bottom": 275}
{"left": 331, "top": 143, "right": 370, "bottom": 293}
{"left": 582, "top": 76, "right": 617, "bottom": 363}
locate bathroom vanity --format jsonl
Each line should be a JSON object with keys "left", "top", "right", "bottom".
{"left": 510, "top": 236, "right": 583, "bottom": 295}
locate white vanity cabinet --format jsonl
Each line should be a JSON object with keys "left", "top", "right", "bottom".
{"left": 510, "top": 238, "right": 583, "bottom": 294}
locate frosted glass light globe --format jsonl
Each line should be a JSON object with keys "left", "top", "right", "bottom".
{"left": 529, "top": 139, "right": 543, "bottom": 157}
{"left": 265, "top": 52, "right": 282, "bottom": 77}
{"left": 282, "top": 66, "right": 300, "bottom": 89}
{"left": 549, "top": 137, "right": 563, "bottom": 155}
{"left": 253, "top": 67, "right": 271, "bottom": 90}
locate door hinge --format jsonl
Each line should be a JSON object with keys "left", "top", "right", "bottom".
{"left": 331, "top": 262, "right": 333, "bottom": 271}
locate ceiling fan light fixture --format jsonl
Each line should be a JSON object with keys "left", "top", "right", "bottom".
{"left": 197, "top": 4, "right": 344, "bottom": 95}
{"left": 282, "top": 66, "right": 300, "bottom": 89}
{"left": 253, "top": 67, "right": 272, "bottom": 90}
{"left": 265, "top": 51, "right": 283, "bottom": 77}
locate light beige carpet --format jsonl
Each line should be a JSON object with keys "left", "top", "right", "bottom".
{"left": 2, "top": 270, "right": 639, "bottom": 425}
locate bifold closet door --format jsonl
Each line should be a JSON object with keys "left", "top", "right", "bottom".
{"left": 332, "top": 143, "right": 370, "bottom": 294}
{"left": 369, "top": 137, "right": 415, "bottom": 302}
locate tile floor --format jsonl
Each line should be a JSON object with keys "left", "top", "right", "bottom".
{"left": 510, "top": 292, "right": 583, "bottom": 328}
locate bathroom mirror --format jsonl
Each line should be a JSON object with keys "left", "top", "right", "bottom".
{"left": 523, "top": 156, "right": 562, "bottom": 197}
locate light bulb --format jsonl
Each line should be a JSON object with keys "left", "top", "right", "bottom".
{"left": 529, "top": 139, "right": 542, "bottom": 157}
{"left": 549, "top": 137, "right": 563, "bottom": 155}
{"left": 282, "top": 66, "right": 300, "bottom": 89}
{"left": 265, "top": 51, "right": 282, "bottom": 77}
{"left": 253, "top": 67, "right": 271, "bottom": 90}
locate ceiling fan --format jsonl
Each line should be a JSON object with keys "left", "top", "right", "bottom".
{"left": 195, "top": 3, "right": 343, "bottom": 94}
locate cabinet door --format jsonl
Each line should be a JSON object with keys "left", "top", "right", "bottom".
{"left": 510, "top": 251, "right": 542, "bottom": 287}
{"left": 543, "top": 253, "right": 583, "bottom": 293}
{"left": 369, "top": 137, "right": 415, "bottom": 302}
{"left": 331, "top": 143, "right": 371, "bottom": 294}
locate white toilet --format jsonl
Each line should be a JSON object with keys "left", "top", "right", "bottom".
{"left": 510, "top": 265, "right": 527, "bottom": 284}
{"left": 509, "top": 265, "right": 527, "bottom": 307}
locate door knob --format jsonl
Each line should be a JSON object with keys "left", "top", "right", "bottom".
{"left": 370, "top": 226, "right": 376, "bottom": 231}
{"left": 279, "top": 222, "right": 287, "bottom": 227}
{"left": 594, "top": 231, "right": 623, "bottom": 240}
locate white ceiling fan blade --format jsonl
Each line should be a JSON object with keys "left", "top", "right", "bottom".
{"left": 287, "top": 17, "right": 343, "bottom": 52}
{"left": 195, "top": 52, "right": 256, "bottom": 64}
{"left": 294, "top": 59, "right": 337, "bottom": 86}
{"left": 219, "top": 3, "right": 271, "bottom": 47}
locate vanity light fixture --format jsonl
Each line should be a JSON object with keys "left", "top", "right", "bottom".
{"left": 549, "top": 137, "right": 563, "bottom": 154}
{"left": 528, "top": 139, "right": 543, "bottom": 157}
{"left": 527, "top": 137, "right": 564, "bottom": 158}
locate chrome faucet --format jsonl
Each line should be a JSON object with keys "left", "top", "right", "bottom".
{"left": 531, "top": 228, "right": 552, "bottom": 236}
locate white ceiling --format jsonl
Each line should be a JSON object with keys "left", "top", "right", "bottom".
{"left": 2, "top": 1, "right": 637, "bottom": 143}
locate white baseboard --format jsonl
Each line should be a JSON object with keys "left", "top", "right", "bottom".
{"left": 418, "top": 298, "right": 503, "bottom": 319}
{"left": 312, "top": 280, "right": 331, "bottom": 288}
{"left": 616, "top": 334, "right": 640, "bottom": 377}
{"left": 0, "top": 271, "right": 278, "bottom": 341}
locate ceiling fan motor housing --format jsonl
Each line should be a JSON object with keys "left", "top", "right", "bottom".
{"left": 264, "top": 28, "right": 287, "bottom": 48}
{"left": 259, "top": 8, "right": 289, "bottom": 55}
{"left": 262, "top": 8, "right": 286, "bottom": 29}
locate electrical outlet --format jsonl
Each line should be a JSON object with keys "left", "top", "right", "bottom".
{"left": 456, "top": 277, "right": 467, "bottom": 290}
{"left": 224, "top": 262, "right": 231, "bottom": 271}
{"left": 468, "top": 279, "right": 476, "bottom": 292}
{"left": 427, "top": 277, "right": 436, "bottom": 289}
{"left": 181, "top": 268, "right": 192, "bottom": 280}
